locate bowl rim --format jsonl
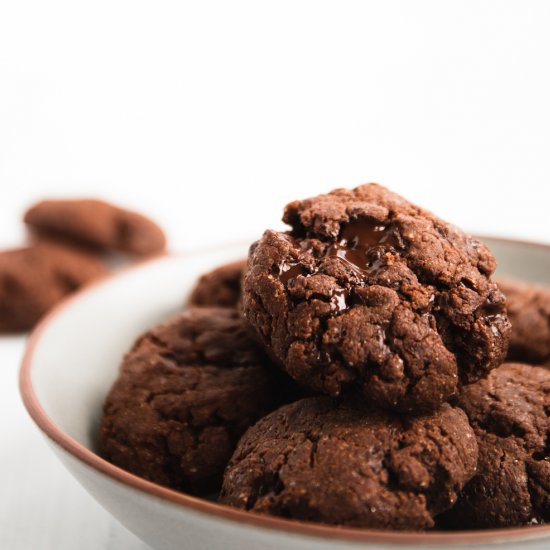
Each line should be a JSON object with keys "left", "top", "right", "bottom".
{"left": 19, "top": 236, "right": 550, "bottom": 546}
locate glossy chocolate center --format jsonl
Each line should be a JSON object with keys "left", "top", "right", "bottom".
{"left": 327, "top": 219, "right": 400, "bottom": 273}
{"left": 278, "top": 261, "right": 307, "bottom": 285}
{"left": 277, "top": 218, "right": 401, "bottom": 286}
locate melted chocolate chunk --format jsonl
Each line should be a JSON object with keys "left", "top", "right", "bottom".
{"left": 327, "top": 219, "right": 401, "bottom": 273}
{"left": 277, "top": 218, "right": 400, "bottom": 285}
{"left": 278, "top": 261, "right": 307, "bottom": 285}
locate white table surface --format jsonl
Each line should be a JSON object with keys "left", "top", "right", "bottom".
{"left": 2, "top": 1, "right": 550, "bottom": 548}
{"left": 0, "top": 337, "right": 151, "bottom": 550}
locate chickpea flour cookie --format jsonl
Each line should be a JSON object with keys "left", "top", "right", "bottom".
{"left": 24, "top": 199, "right": 166, "bottom": 256}
{"left": 99, "top": 306, "right": 295, "bottom": 496}
{"left": 220, "top": 397, "right": 478, "bottom": 530}
{"left": 441, "top": 363, "right": 550, "bottom": 528}
{"left": 497, "top": 278, "right": 550, "bottom": 364}
{"left": 188, "top": 259, "right": 246, "bottom": 308}
{"left": 242, "top": 184, "right": 511, "bottom": 412}
{"left": 0, "top": 242, "right": 106, "bottom": 332}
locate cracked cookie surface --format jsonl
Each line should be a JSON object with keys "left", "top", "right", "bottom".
{"left": 188, "top": 259, "right": 246, "bottom": 308}
{"left": 220, "top": 397, "right": 477, "bottom": 530}
{"left": 498, "top": 279, "right": 550, "bottom": 364}
{"left": 99, "top": 306, "right": 291, "bottom": 496}
{"left": 441, "top": 363, "right": 550, "bottom": 528}
{"left": 242, "top": 183, "right": 511, "bottom": 412}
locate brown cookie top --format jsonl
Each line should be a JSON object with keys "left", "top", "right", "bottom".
{"left": 498, "top": 278, "right": 550, "bottom": 364}
{"left": 188, "top": 259, "right": 246, "bottom": 308}
{"left": 242, "top": 183, "right": 510, "bottom": 412}
{"left": 24, "top": 199, "right": 166, "bottom": 256}
{"left": 99, "top": 307, "right": 294, "bottom": 496}
{"left": 0, "top": 242, "right": 106, "bottom": 332}
{"left": 220, "top": 397, "right": 478, "bottom": 530}
{"left": 441, "top": 363, "right": 550, "bottom": 528}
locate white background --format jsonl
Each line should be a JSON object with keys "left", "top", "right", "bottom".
{"left": 1, "top": 1, "right": 550, "bottom": 548}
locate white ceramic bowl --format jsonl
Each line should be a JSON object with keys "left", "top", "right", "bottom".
{"left": 20, "top": 239, "right": 550, "bottom": 550}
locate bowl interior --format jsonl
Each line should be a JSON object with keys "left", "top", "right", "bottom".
{"left": 485, "top": 237, "right": 550, "bottom": 284}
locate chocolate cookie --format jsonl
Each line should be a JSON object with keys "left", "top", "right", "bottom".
{"left": 498, "top": 278, "right": 550, "bottom": 364}
{"left": 220, "top": 397, "right": 477, "bottom": 530}
{"left": 24, "top": 199, "right": 166, "bottom": 256}
{"left": 0, "top": 242, "right": 106, "bottom": 332}
{"left": 99, "top": 307, "right": 293, "bottom": 496}
{"left": 188, "top": 260, "right": 246, "bottom": 308}
{"left": 242, "top": 184, "right": 511, "bottom": 412}
{"left": 441, "top": 363, "right": 550, "bottom": 528}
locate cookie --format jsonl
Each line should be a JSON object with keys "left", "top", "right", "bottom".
{"left": 99, "top": 306, "right": 294, "bottom": 496}
{"left": 441, "top": 363, "right": 550, "bottom": 528}
{"left": 188, "top": 260, "right": 246, "bottom": 308}
{"left": 24, "top": 199, "right": 166, "bottom": 256}
{"left": 497, "top": 278, "right": 550, "bottom": 364}
{"left": 220, "top": 397, "right": 477, "bottom": 530}
{"left": 0, "top": 242, "right": 106, "bottom": 332}
{"left": 242, "top": 183, "right": 511, "bottom": 412}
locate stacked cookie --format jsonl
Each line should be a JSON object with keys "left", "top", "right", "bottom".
{"left": 99, "top": 184, "right": 550, "bottom": 530}
{"left": 0, "top": 199, "right": 166, "bottom": 332}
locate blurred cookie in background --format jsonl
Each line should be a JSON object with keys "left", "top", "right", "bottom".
{"left": 188, "top": 259, "right": 246, "bottom": 308}
{"left": 498, "top": 278, "right": 550, "bottom": 365}
{"left": 0, "top": 241, "right": 106, "bottom": 332}
{"left": 24, "top": 198, "right": 166, "bottom": 256}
